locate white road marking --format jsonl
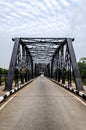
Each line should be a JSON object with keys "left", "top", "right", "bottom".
{"left": 0, "top": 96, "right": 4, "bottom": 102}
{"left": 52, "top": 81, "right": 86, "bottom": 106}
{"left": 67, "top": 90, "right": 86, "bottom": 106}
{"left": 0, "top": 94, "right": 16, "bottom": 111}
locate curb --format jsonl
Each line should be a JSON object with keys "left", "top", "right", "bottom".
{"left": 50, "top": 79, "right": 86, "bottom": 101}
{"left": 0, "top": 79, "right": 34, "bottom": 103}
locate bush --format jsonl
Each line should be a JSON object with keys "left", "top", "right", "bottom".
{"left": 0, "top": 68, "right": 8, "bottom": 74}
{"left": 78, "top": 58, "right": 86, "bottom": 85}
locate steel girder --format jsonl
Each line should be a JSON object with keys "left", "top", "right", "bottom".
{"left": 5, "top": 38, "right": 33, "bottom": 90}
{"left": 51, "top": 38, "right": 83, "bottom": 91}
{"left": 5, "top": 38, "right": 20, "bottom": 90}
{"left": 5, "top": 38, "right": 83, "bottom": 91}
{"left": 19, "top": 38, "right": 65, "bottom": 63}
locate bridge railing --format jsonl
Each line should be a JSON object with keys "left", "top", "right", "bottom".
{"left": 0, "top": 70, "right": 32, "bottom": 89}
{"left": 14, "top": 68, "right": 32, "bottom": 86}
{"left": 51, "top": 71, "right": 75, "bottom": 87}
{"left": 4, "top": 37, "right": 84, "bottom": 91}
{"left": 50, "top": 38, "right": 84, "bottom": 91}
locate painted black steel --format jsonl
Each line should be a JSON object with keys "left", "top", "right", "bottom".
{"left": 51, "top": 38, "right": 83, "bottom": 91}
{"left": 5, "top": 37, "right": 83, "bottom": 91}
{"left": 5, "top": 38, "right": 20, "bottom": 90}
{"left": 67, "top": 38, "right": 83, "bottom": 91}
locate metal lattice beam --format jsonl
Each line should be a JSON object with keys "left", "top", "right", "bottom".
{"left": 5, "top": 38, "right": 20, "bottom": 90}
{"left": 5, "top": 37, "right": 83, "bottom": 91}
{"left": 51, "top": 38, "right": 83, "bottom": 91}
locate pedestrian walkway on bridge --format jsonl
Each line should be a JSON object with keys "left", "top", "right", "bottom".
{"left": 0, "top": 76, "right": 86, "bottom": 130}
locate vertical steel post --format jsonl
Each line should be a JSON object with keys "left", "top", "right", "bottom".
{"left": 35, "top": 64, "right": 37, "bottom": 77}
{"left": 51, "top": 60, "right": 53, "bottom": 78}
{"left": 5, "top": 38, "right": 20, "bottom": 91}
{"left": 48, "top": 64, "right": 50, "bottom": 77}
{"left": 67, "top": 38, "right": 84, "bottom": 91}
{"left": 31, "top": 60, "right": 33, "bottom": 78}
{"left": 49, "top": 63, "right": 51, "bottom": 78}
{"left": 0, "top": 74, "right": 1, "bottom": 85}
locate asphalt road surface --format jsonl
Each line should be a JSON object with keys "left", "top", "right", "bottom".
{"left": 0, "top": 76, "right": 86, "bottom": 130}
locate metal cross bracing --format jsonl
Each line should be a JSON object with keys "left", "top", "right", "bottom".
{"left": 20, "top": 38, "right": 64, "bottom": 63}
{"left": 5, "top": 38, "right": 84, "bottom": 91}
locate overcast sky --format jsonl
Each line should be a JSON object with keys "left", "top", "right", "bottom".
{"left": 0, "top": 0, "right": 86, "bottom": 69}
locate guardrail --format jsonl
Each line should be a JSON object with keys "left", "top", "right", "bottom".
{"left": 0, "top": 72, "right": 32, "bottom": 88}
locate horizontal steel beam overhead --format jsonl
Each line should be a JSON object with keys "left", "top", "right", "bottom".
{"left": 30, "top": 55, "right": 54, "bottom": 58}
{"left": 31, "top": 54, "right": 53, "bottom": 57}
{"left": 28, "top": 48, "right": 57, "bottom": 51}
{"left": 51, "top": 38, "right": 71, "bottom": 61}
{"left": 33, "top": 60, "right": 51, "bottom": 64}
{"left": 20, "top": 37, "right": 67, "bottom": 39}
{"left": 21, "top": 41, "right": 64, "bottom": 45}
{"left": 20, "top": 38, "right": 66, "bottom": 41}
{"left": 27, "top": 44, "right": 58, "bottom": 48}
{"left": 33, "top": 58, "right": 51, "bottom": 60}
{"left": 20, "top": 39, "right": 66, "bottom": 44}
{"left": 32, "top": 59, "right": 51, "bottom": 61}
{"left": 13, "top": 38, "right": 74, "bottom": 41}
{"left": 33, "top": 58, "right": 51, "bottom": 61}
{"left": 30, "top": 50, "right": 55, "bottom": 53}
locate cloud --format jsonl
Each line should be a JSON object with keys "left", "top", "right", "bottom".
{"left": 0, "top": 0, "right": 86, "bottom": 67}
{"left": 60, "top": 0, "right": 70, "bottom": 7}
{"left": 0, "top": 0, "right": 85, "bottom": 36}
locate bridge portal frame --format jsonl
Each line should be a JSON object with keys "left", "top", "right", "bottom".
{"left": 5, "top": 38, "right": 33, "bottom": 91}
{"left": 51, "top": 38, "right": 83, "bottom": 91}
{"left": 4, "top": 38, "right": 83, "bottom": 91}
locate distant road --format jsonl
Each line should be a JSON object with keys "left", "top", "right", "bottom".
{"left": 0, "top": 76, "right": 86, "bottom": 130}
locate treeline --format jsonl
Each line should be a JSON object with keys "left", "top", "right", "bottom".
{"left": 78, "top": 57, "right": 86, "bottom": 85}
{"left": 0, "top": 68, "right": 8, "bottom": 85}
{"left": 0, "top": 68, "right": 8, "bottom": 74}
{"left": 0, "top": 57, "right": 86, "bottom": 85}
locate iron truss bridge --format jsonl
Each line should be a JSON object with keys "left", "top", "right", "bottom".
{"left": 5, "top": 38, "right": 83, "bottom": 91}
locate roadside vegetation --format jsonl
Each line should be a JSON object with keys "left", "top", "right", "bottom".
{"left": 0, "top": 68, "right": 8, "bottom": 85}
{"left": 0, "top": 57, "right": 86, "bottom": 86}
{"left": 78, "top": 57, "right": 86, "bottom": 86}
{"left": 0, "top": 68, "right": 8, "bottom": 75}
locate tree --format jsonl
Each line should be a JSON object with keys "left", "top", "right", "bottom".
{"left": 0, "top": 68, "right": 8, "bottom": 74}
{"left": 78, "top": 58, "right": 86, "bottom": 79}
{"left": 0, "top": 68, "right": 3, "bottom": 74}
{"left": 0, "top": 68, "right": 8, "bottom": 85}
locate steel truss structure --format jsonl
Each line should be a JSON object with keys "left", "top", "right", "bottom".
{"left": 5, "top": 38, "right": 83, "bottom": 91}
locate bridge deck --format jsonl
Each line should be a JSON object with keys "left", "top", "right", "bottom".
{"left": 0, "top": 76, "right": 86, "bottom": 130}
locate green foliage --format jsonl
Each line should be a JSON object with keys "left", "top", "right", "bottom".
{"left": 0, "top": 68, "right": 8, "bottom": 74}
{"left": 78, "top": 58, "right": 86, "bottom": 85}
{"left": 0, "top": 68, "right": 8, "bottom": 85}
{"left": 79, "top": 57, "right": 86, "bottom": 63}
